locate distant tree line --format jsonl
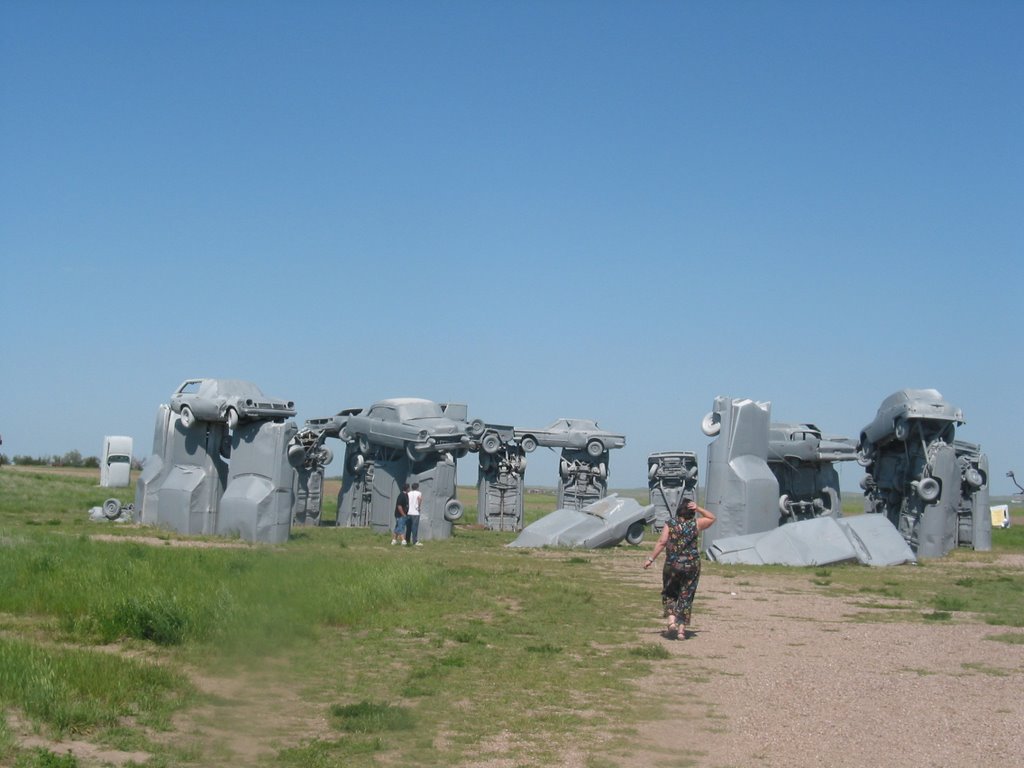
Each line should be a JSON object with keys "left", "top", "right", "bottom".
{"left": 0, "top": 451, "right": 101, "bottom": 468}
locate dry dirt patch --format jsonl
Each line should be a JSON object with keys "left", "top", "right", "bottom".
{"left": 614, "top": 557, "right": 1024, "bottom": 768}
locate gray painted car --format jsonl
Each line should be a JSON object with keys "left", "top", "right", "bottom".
{"left": 339, "top": 397, "right": 484, "bottom": 461}
{"left": 508, "top": 494, "right": 655, "bottom": 549}
{"left": 858, "top": 388, "right": 964, "bottom": 459}
{"left": 514, "top": 418, "right": 625, "bottom": 457}
{"left": 169, "top": 378, "right": 296, "bottom": 429}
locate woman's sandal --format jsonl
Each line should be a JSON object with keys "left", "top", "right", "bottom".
{"left": 666, "top": 622, "right": 679, "bottom": 638}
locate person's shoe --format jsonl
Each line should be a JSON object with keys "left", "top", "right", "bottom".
{"left": 391, "top": 539, "right": 397, "bottom": 545}
{"left": 415, "top": 542, "right": 423, "bottom": 546}
{"left": 401, "top": 540, "right": 407, "bottom": 546}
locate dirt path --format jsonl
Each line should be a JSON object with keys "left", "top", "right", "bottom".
{"left": 617, "top": 558, "right": 1024, "bottom": 768}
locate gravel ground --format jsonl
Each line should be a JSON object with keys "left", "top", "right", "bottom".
{"left": 621, "top": 556, "right": 1024, "bottom": 768}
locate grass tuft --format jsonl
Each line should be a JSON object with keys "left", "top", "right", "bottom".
{"left": 329, "top": 701, "right": 409, "bottom": 733}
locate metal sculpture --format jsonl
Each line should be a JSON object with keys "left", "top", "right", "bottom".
{"left": 767, "top": 423, "right": 857, "bottom": 524}
{"left": 508, "top": 494, "right": 654, "bottom": 549}
{"left": 647, "top": 451, "right": 699, "bottom": 531}
{"left": 514, "top": 419, "right": 625, "bottom": 510}
{"left": 287, "top": 421, "right": 336, "bottom": 526}
{"left": 700, "top": 396, "right": 779, "bottom": 553}
{"left": 135, "top": 380, "right": 297, "bottom": 543}
{"left": 858, "top": 388, "right": 989, "bottom": 558}
{"left": 476, "top": 425, "right": 527, "bottom": 531}
{"left": 333, "top": 398, "right": 478, "bottom": 540}
{"left": 706, "top": 514, "right": 916, "bottom": 567}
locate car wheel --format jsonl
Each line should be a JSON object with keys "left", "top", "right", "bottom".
{"left": 468, "top": 419, "right": 485, "bottom": 438}
{"left": 917, "top": 477, "right": 940, "bottom": 502}
{"left": 318, "top": 446, "right": 334, "bottom": 466}
{"left": 560, "top": 459, "right": 572, "bottom": 477}
{"left": 625, "top": 521, "right": 645, "bottom": 546}
{"left": 586, "top": 439, "right": 604, "bottom": 458}
{"left": 444, "top": 499, "right": 464, "bottom": 522}
{"left": 856, "top": 446, "right": 874, "bottom": 467}
{"left": 516, "top": 455, "right": 527, "bottom": 473}
{"left": 103, "top": 498, "right": 122, "bottom": 520}
{"left": 520, "top": 436, "right": 537, "bottom": 453}
{"left": 778, "top": 493, "right": 791, "bottom": 516}
{"left": 482, "top": 432, "right": 502, "bottom": 455}
{"left": 701, "top": 412, "right": 721, "bottom": 437}
{"left": 596, "top": 462, "right": 607, "bottom": 479}
{"left": 357, "top": 435, "right": 370, "bottom": 455}
{"left": 180, "top": 405, "right": 195, "bottom": 428}
{"left": 287, "top": 442, "right": 306, "bottom": 467}
{"left": 894, "top": 420, "right": 909, "bottom": 441}
{"left": 965, "top": 468, "right": 984, "bottom": 489}
{"left": 348, "top": 453, "right": 365, "bottom": 474}
{"left": 820, "top": 487, "right": 840, "bottom": 516}
{"left": 648, "top": 462, "right": 659, "bottom": 482}
{"left": 226, "top": 407, "right": 240, "bottom": 430}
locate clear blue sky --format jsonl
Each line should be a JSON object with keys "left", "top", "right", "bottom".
{"left": 2, "top": 1, "right": 1021, "bottom": 493}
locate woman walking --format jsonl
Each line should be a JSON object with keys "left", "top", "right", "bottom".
{"left": 642, "top": 499, "right": 716, "bottom": 639}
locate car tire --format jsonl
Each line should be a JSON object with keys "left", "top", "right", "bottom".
{"left": 226, "top": 407, "right": 240, "bottom": 430}
{"left": 625, "top": 521, "right": 645, "bottom": 546}
{"left": 444, "top": 499, "right": 464, "bottom": 522}
{"left": 917, "top": 477, "right": 940, "bottom": 502}
{"left": 482, "top": 432, "right": 502, "bottom": 455}
{"left": 520, "top": 436, "right": 537, "bottom": 453}
{"left": 701, "top": 412, "right": 721, "bottom": 437}
{"left": 778, "top": 493, "right": 791, "bottom": 516}
{"left": 856, "top": 446, "right": 874, "bottom": 467}
{"left": 348, "top": 453, "right": 365, "bottom": 475}
{"left": 103, "top": 498, "right": 122, "bottom": 520}
{"left": 586, "top": 439, "right": 604, "bottom": 458}
{"left": 820, "top": 487, "right": 840, "bottom": 516}
{"left": 516, "top": 455, "right": 527, "bottom": 473}
{"left": 468, "top": 419, "right": 485, "bottom": 438}
{"left": 596, "top": 462, "right": 607, "bottom": 479}
{"left": 180, "top": 405, "right": 195, "bottom": 428}
{"left": 648, "top": 462, "right": 659, "bottom": 482}
{"left": 357, "top": 435, "right": 370, "bottom": 455}
{"left": 318, "top": 447, "right": 334, "bottom": 466}
{"left": 894, "top": 420, "right": 909, "bottom": 441}
{"left": 965, "top": 468, "right": 984, "bottom": 489}
{"left": 560, "top": 459, "right": 572, "bottom": 477}
{"left": 287, "top": 442, "right": 306, "bottom": 468}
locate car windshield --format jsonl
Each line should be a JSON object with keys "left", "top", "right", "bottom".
{"left": 398, "top": 402, "right": 445, "bottom": 421}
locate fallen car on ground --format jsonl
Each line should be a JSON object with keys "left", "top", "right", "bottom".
{"left": 507, "top": 494, "right": 654, "bottom": 549}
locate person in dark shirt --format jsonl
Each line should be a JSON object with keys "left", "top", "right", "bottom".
{"left": 392, "top": 483, "right": 410, "bottom": 545}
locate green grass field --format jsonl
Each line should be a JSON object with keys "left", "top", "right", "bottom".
{"left": 1, "top": 466, "right": 1021, "bottom": 767}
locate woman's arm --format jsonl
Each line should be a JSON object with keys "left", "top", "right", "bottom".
{"left": 695, "top": 503, "right": 716, "bottom": 531}
{"left": 642, "top": 525, "right": 671, "bottom": 569}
